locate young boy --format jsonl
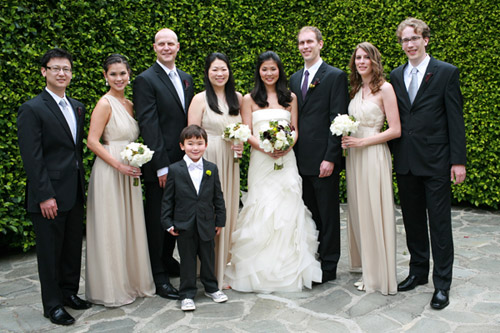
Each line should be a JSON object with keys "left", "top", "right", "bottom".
{"left": 161, "top": 125, "right": 228, "bottom": 311}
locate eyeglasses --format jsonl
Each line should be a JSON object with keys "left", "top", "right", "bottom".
{"left": 45, "top": 66, "right": 72, "bottom": 74}
{"left": 401, "top": 36, "right": 422, "bottom": 45}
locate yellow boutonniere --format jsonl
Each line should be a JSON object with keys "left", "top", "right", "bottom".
{"left": 206, "top": 170, "right": 212, "bottom": 176}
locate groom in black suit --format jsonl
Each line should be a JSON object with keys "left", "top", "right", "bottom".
{"left": 133, "top": 28, "right": 194, "bottom": 299}
{"left": 17, "top": 48, "right": 91, "bottom": 325}
{"left": 290, "top": 26, "right": 349, "bottom": 283}
{"left": 390, "top": 18, "right": 466, "bottom": 309}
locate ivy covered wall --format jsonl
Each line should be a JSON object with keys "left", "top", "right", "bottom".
{"left": 1, "top": 0, "right": 498, "bottom": 250}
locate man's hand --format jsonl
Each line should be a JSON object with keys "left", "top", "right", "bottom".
{"left": 319, "top": 160, "right": 334, "bottom": 178}
{"left": 451, "top": 164, "right": 466, "bottom": 184}
{"left": 40, "top": 198, "right": 58, "bottom": 219}
{"left": 158, "top": 174, "right": 167, "bottom": 188}
{"left": 215, "top": 226, "right": 222, "bottom": 236}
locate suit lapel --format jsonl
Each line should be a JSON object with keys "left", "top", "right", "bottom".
{"left": 413, "top": 56, "right": 438, "bottom": 105}
{"left": 178, "top": 70, "right": 190, "bottom": 113}
{"left": 302, "top": 62, "right": 327, "bottom": 106}
{"left": 42, "top": 90, "right": 75, "bottom": 145}
{"left": 68, "top": 98, "right": 83, "bottom": 144}
{"left": 153, "top": 63, "right": 184, "bottom": 113}
{"left": 179, "top": 160, "right": 198, "bottom": 195}
{"left": 199, "top": 160, "right": 210, "bottom": 196}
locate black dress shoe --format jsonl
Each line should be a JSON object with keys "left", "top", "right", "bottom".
{"left": 156, "top": 282, "right": 179, "bottom": 300}
{"left": 430, "top": 289, "right": 449, "bottom": 309}
{"left": 313, "top": 271, "right": 337, "bottom": 285}
{"left": 397, "top": 275, "right": 428, "bottom": 291}
{"left": 64, "top": 294, "right": 92, "bottom": 310}
{"left": 44, "top": 305, "right": 75, "bottom": 326}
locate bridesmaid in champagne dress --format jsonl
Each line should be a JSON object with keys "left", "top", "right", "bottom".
{"left": 188, "top": 53, "right": 243, "bottom": 289}
{"left": 86, "top": 54, "right": 155, "bottom": 306}
{"left": 342, "top": 42, "right": 401, "bottom": 295}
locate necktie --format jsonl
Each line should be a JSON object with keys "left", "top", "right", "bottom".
{"left": 59, "top": 99, "right": 76, "bottom": 143}
{"left": 301, "top": 70, "right": 309, "bottom": 100}
{"left": 408, "top": 67, "right": 418, "bottom": 104}
{"left": 169, "top": 70, "right": 185, "bottom": 110}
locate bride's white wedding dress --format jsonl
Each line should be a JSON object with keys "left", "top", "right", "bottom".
{"left": 225, "top": 109, "right": 322, "bottom": 292}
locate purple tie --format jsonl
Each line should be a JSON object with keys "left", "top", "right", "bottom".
{"left": 301, "top": 70, "right": 309, "bottom": 100}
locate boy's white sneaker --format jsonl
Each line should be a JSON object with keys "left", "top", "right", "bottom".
{"left": 181, "top": 298, "right": 196, "bottom": 311}
{"left": 204, "top": 290, "right": 228, "bottom": 303}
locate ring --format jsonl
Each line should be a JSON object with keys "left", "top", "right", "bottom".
{"left": 346, "top": 143, "right": 349, "bottom": 147}
{"left": 133, "top": 170, "right": 136, "bottom": 174}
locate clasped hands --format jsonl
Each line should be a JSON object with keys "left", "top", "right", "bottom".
{"left": 231, "top": 142, "right": 244, "bottom": 158}
{"left": 168, "top": 226, "right": 222, "bottom": 237}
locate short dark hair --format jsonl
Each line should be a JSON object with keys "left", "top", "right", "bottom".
{"left": 103, "top": 53, "right": 131, "bottom": 74}
{"left": 179, "top": 125, "right": 208, "bottom": 143}
{"left": 40, "top": 48, "right": 73, "bottom": 68}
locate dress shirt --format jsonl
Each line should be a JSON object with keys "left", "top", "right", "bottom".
{"left": 45, "top": 87, "right": 77, "bottom": 142}
{"left": 301, "top": 58, "right": 323, "bottom": 90}
{"left": 404, "top": 54, "right": 430, "bottom": 91}
{"left": 184, "top": 155, "right": 203, "bottom": 194}
{"left": 156, "top": 60, "right": 185, "bottom": 110}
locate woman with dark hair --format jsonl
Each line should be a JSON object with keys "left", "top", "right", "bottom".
{"left": 188, "top": 52, "right": 242, "bottom": 289}
{"left": 342, "top": 42, "right": 401, "bottom": 295}
{"left": 225, "top": 51, "right": 321, "bottom": 292}
{"left": 86, "top": 54, "right": 155, "bottom": 306}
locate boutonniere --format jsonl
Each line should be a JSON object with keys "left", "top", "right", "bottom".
{"left": 309, "top": 78, "right": 320, "bottom": 89}
{"left": 183, "top": 79, "right": 190, "bottom": 90}
{"left": 205, "top": 170, "right": 212, "bottom": 176}
{"left": 77, "top": 106, "right": 83, "bottom": 117}
{"left": 425, "top": 73, "right": 433, "bottom": 83}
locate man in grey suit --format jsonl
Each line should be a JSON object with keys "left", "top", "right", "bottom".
{"left": 133, "top": 28, "right": 194, "bottom": 299}
{"left": 290, "top": 26, "right": 349, "bottom": 283}
{"left": 390, "top": 18, "right": 466, "bottom": 309}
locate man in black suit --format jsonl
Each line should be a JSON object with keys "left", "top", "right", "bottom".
{"left": 161, "top": 125, "right": 227, "bottom": 311}
{"left": 390, "top": 18, "right": 467, "bottom": 309}
{"left": 290, "top": 26, "right": 349, "bottom": 283}
{"left": 133, "top": 28, "right": 194, "bottom": 299}
{"left": 17, "top": 48, "right": 91, "bottom": 326}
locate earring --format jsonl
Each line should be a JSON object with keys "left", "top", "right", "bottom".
{"left": 105, "top": 79, "right": 109, "bottom": 86}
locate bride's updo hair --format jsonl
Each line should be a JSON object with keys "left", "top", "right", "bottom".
{"left": 251, "top": 51, "right": 292, "bottom": 108}
{"left": 103, "top": 54, "right": 131, "bottom": 74}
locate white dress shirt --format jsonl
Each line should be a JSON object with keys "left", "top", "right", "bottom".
{"left": 184, "top": 155, "right": 203, "bottom": 195}
{"left": 404, "top": 54, "right": 431, "bottom": 91}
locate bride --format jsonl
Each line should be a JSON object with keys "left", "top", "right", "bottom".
{"left": 225, "top": 51, "right": 322, "bottom": 292}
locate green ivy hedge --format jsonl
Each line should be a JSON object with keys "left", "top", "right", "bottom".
{"left": 1, "top": 0, "right": 498, "bottom": 250}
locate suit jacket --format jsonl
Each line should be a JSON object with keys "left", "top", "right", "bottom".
{"left": 390, "top": 56, "right": 466, "bottom": 176}
{"left": 17, "top": 90, "right": 86, "bottom": 213}
{"left": 160, "top": 158, "right": 226, "bottom": 242}
{"left": 290, "top": 61, "right": 349, "bottom": 175}
{"left": 133, "top": 62, "right": 194, "bottom": 182}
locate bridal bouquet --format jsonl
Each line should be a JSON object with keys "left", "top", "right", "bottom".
{"left": 330, "top": 114, "right": 359, "bottom": 156}
{"left": 222, "top": 122, "right": 251, "bottom": 162}
{"left": 120, "top": 142, "right": 154, "bottom": 186}
{"left": 259, "top": 120, "right": 296, "bottom": 170}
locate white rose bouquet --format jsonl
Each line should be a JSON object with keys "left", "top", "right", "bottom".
{"left": 120, "top": 142, "right": 154, "bottom": 186}
{"left": 259, "top": 120, "right": 296, "bottom": 170}
{"left": 330, "top": 114, "right": 359, "bottom": 156}
{"left": 222, "top": 122, "right": 251, "bottom": 162}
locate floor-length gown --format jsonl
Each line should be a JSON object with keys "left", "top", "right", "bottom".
{"left": 86, "top": 95, "right": 155, "bottom": 306}
{"left": 225, "top": 109, "right": 322, "bottom": 292}
{"left": 200, "top": 91, "right": 241, "bottom": 289}
{"left": 346, "top": 89, "right": 397, "bottom": 295}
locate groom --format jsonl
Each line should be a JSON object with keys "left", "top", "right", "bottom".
{"left": 390, "top": 18, "right": 466, "bottom": 309}
{"left": 134, "top": 28, "right": 194, "bottom": 299}
{"left": 290, "top": 26, "right": 349, "bottom": 283}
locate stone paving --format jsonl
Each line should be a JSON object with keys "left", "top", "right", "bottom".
{"left": 1, "top": 204, "right": 499, "bottom": 332}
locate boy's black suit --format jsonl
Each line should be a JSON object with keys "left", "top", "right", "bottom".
{"left": 161, "top": 158, "right": 226, "bottom": 299}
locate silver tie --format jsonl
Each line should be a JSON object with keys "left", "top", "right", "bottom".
{"left": 408, "top": 67, "right": 418, "bottom": 104}
{"left": 59, "top": 99, "right": 76, "bottom": 142}
{"left": 169, "top": 71, "right": 185, "bottom": 110}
